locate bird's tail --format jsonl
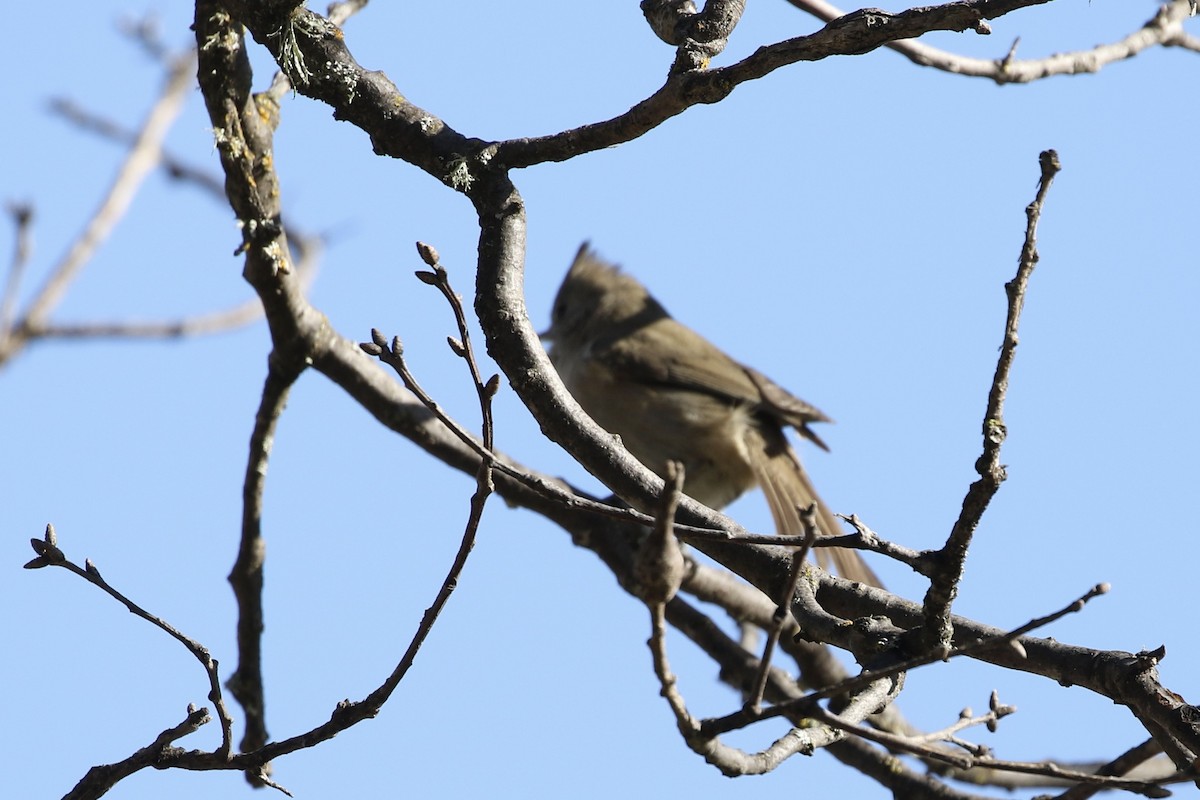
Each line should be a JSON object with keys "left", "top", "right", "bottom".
{"left": 748, "top": 430, "right": 882, "bottom": 588}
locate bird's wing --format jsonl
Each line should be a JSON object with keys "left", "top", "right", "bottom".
{"left": 743, "top": 366, "right": 832, "bottom": 450}
{"left": 597, "top": 318, "right": 832, "bottom": 448}
{"left": 598, "top": 318, "right": 763, "bottom": 402}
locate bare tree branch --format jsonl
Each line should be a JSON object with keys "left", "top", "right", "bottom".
{"left": 784, "top": 0, "right": 1198, "bottom": 83}
{"left": 226, "top": 352, "right": 303, "bottom": 768}
{"left": 919, "top": 149, "right": 1062, "bottom": 652}
{"left": 25, "top": 2, "right": 1194, "bottom": 797}
{"left": 26, "top": 525, "right": 236, "bottom": 760}
{"left": 64, "top": 708, "right": 216, "bottom": 800}
{"left": 0, "top": 202, "right": 34, "bottom": 339}
{"left": 47, "top": 96, "right": 225, "bottom": 198}
{"left": 0, "top": 49, "right": 197, "bottom": 366}
{"left": 746, "top": 504, "right": 817, "bottom": 712}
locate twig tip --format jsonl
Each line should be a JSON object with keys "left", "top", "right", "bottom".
{"left": 415, "top": 241, "right": 440, "bottom": 267}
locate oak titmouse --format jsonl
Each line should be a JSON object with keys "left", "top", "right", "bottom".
{"left": 544, "top": 244, "right": 880, "bottom": 587}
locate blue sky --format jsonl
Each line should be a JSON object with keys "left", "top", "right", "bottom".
{"left": 4, "top": 2, "right": 1198, "bottom": 798}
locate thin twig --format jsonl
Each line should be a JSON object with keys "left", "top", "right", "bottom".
{"left": 664, "top": 591, "right": 978, "bottom": 791}
{"left": 903, "top": 693, "right": 1017, "bottom": 755}
{"left": 649, "top": 601, "right": 703, "bottom": 745}
{"left": 362, "top": 322, "right": 740, "bottom": 552}
{"left": 411, "top": 242, "right": 499, "bottom": 450}
{"left": 919, "top": 149, "right": 1061, "bottom": 653}
{"left": 351, "top": 245, "right": 496, "bottom": 710}
{"left": 25, "top": 525, "right": 235, "bottom": 759}
{"left": 828, "top": 513, "right": 930, "bottom": 574}
{"left": 1053, "top": 738, "right": 1170, "bottom": 800}
{"left": 92, "top": 237, "right": 506, "bottom": 789}
{"left": 650, "top": 592, "right": 825, "bottom": 776}
{"left": 781, "top": 0, "right": 1197, "bottom": 84}
{"left": 745, "top": 504, "right": 817, "bottom": 712}
{"left": 351, "top": 448, "right": 492, "bottom": 715}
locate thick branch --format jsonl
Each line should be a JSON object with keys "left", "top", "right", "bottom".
{"left": 208, "top": 0, "right": 1056, "bottom": 181}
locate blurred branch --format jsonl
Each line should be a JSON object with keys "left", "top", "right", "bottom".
{"left": 0, "top": 202, "right": 34, "bottom": 338}
{"left": 1053, "top": 739, "right": 1171, "bottom": 800}
{"left": 1165, "top": 27, "right": 1200, "bottom": 52}
{"left": 116, "top": 11, "right": 173, "bottom": 63}
{"left": 27, "top": 234, "right": 321, "bottom": 343}
{"left": 48, "top": 96, "right": 225, "bottom": 198}
{"left": 0, "top": 59, "right": 327, "bottom": 369}
{"left": 0, "top": 49, "right": 196, "bottom": 367}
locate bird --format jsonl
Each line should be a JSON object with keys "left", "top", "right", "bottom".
{"left": 542, "top": 243, "right": 880, "bottom": 587}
